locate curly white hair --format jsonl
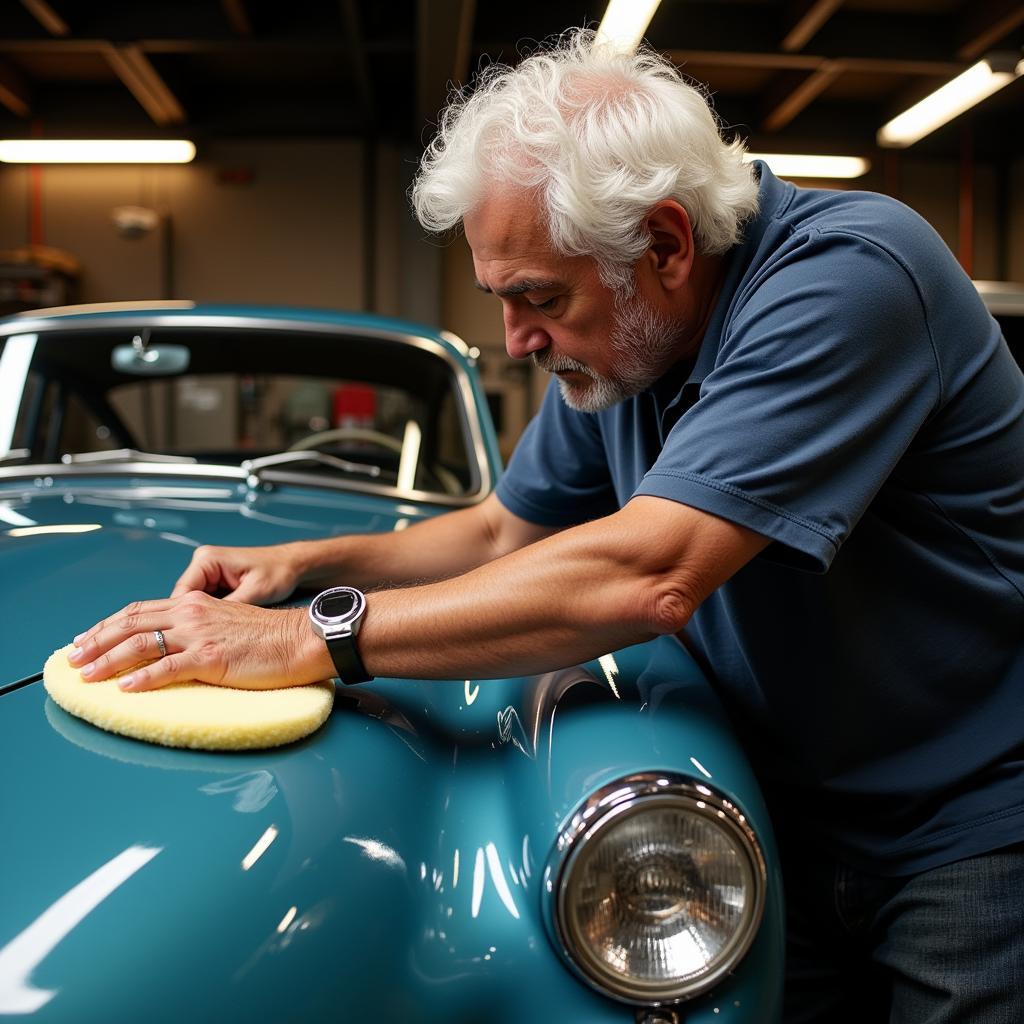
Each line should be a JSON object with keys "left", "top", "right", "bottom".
{"left": 411, "top": 28, "right": 760, "bottom": 291}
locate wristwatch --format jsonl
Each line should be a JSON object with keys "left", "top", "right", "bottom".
{"left": 308, "top": 586, "right": 373, "bottom": 685}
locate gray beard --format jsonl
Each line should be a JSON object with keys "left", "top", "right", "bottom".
{"left": 533, "top": 295, "right": 686, "bottom": 413}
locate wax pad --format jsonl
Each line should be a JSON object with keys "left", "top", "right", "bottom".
{"left": 44, "top": 644, "right": 334, "bottom": 751}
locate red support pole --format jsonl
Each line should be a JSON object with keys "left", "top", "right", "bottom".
{"left": 28, "top": 119, "right": 44, "bottom": 247}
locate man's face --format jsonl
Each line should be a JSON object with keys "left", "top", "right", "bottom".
{"left": 464, "top": 189, "right": 687, "bottom": 413}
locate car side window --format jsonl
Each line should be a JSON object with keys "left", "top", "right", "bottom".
{"left": 10, "top": 370, "right": 45, "bottom": 452}
{"left": 17, "top": 374, "right": 120, "bottom": 460}
{"left": 59, "top": 389, "right": 119, "bottom": 456}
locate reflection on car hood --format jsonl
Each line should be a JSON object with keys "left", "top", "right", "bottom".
{"left": 0, "top": 478, "right": 426, "bottom": 683}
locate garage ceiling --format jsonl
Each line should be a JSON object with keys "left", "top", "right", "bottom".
{"left": 1, "top": 0, "right": 1023, "bottom": 160}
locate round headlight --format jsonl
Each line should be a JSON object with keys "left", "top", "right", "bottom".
{"left": 546, "top": 773, "right": 766, "bottom": 1005}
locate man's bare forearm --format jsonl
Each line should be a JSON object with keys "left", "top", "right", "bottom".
{"left": 283, "top": 493, "right": 555, "bottom": 592}
{"left": 350, "top": 496, "right": 770, "bottom": 680}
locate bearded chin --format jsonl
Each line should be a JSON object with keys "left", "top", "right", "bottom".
{"left": 538, "top": 296, "right": 686, "bottom": 414}
{"left": 553, "top": 373, "right": 627, "bottom": 413}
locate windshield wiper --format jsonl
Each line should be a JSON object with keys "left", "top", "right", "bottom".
{"left": 60, "top": 448, "right": 198, "bottom": 465}
{"left": 241, "top": 450, "right": 381, "bottom": 483}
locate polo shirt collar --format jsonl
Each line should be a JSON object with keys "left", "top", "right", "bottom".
{"left": 684, "top": 161, "right": 792, "bottom": 390}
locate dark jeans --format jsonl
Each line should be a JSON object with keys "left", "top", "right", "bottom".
{"left": 781, "top": 842, "right": 1024, "bottom": 1023}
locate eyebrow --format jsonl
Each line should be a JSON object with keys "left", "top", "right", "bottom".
{"left": 473, "top": 277, "right": 562, "bottom": 298}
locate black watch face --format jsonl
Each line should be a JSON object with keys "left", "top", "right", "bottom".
{"left": 319, "top": 590, "right": 358, "bottom": 619}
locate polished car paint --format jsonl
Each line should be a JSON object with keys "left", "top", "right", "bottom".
{"left": 0, "top": 306, "right": 784, "bottom": 1022}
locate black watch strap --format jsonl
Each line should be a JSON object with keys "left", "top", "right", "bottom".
{"left": 325, "top": 635, "right": 373, "bottom": 685}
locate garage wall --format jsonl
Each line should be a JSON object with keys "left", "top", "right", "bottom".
{"left": 1, "top": 148, "right": 1017, "bottom": 318}
{"left": 1, "top": 146, "right": 1021, "bottom": 452}
{"left": 0, "top": 140, "right": 366, "bottom": 307}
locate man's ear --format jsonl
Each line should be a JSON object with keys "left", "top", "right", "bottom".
{"left": 643, "top": 200, "right": 693, "bottom": 292}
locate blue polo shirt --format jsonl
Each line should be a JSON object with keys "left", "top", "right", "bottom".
{"left": 496, "top": 165, "right": 1024, "bottom": 874}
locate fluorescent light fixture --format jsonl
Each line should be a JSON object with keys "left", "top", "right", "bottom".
{"left": 746, "top": 153, "right": 871, "bottom": 179}
{"left": 595, "top": 0, "right": 663, "bottom": 53}
{"left": 878, "top": 57, "right": 1023, "bottom": 148}
{"left": 0, "top": 139, "right": 196, "bottom": 163}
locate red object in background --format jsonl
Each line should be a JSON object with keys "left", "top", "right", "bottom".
{"left": 333, "top": 385, "right": 376, "bottom": 427}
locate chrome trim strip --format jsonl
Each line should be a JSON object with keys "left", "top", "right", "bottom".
{"left": 542, "top": 771, "right": 767, "bottom": 1007}
{"left": 0, "top": 461, "right": 481, "bottom": 508}
{"left": 0, "top": 312, "right": 494, "bottom": 505}
{"left": 61, "top": 448, "right": 198, "bottom": 465}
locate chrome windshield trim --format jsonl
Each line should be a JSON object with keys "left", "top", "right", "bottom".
{"left": 0, "top": 312, "right": 494, "bottom": 504}
{"left": 0, "top": 461, "right": 483, "bottom": 508}
{"left": 61, "top": 448, "right": 198, "bottom": 466}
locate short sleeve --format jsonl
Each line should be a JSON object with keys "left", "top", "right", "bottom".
{"left": 634, "top": 228, "right": 941, "bottom": 571}
{"left": 496, "top": 378, "right": 619, "bottom": 527}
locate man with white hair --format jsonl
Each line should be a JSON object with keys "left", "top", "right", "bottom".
{"left": 72, "top": 29, "right": 1024, "bottom": 1022}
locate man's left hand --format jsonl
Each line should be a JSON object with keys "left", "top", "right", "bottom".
{"left": 68, "top": 591, "right": 330, "bottom": 692}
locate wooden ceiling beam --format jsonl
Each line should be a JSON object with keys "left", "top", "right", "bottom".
{"left": 761, "top": 60, "right": 842, "bottom": 132}
{"left": 836, "top": 56, "right": 966, "bottom": 77}
{"left": 0, "top": 60, "right": 32, "bottom": 118}
{"left": 220, "top": 0, "right": 252, "bottom": 36}
{"left": 780, "top": 0, "right": 845, "bottom": 53}
{"left": 669, "top": 50, "right": 964, "bottom": 77}
{"left": 671, "top": 49, "right": 821, "bottom": 71}
{"left": 0, "top": 38, "right": 965, "bottom": 81}
{"left": 956, "top": 0, "right": 1024, "bottom": 61}
{"left": 18, "top": 0, "right": 69, "bottom": 37}
{"left": 103, "top": 43, "right": 186, "bottom": 125}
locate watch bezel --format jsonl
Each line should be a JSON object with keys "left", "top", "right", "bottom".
{"left": 308, "top": 586, "right": 367, "bottom": 640}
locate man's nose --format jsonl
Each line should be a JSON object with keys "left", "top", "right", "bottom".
{"left": 503, "top": 306, "right": 550, "bottom": 361}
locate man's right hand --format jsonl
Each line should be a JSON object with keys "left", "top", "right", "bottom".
{"left": 171, "top": 543, "right": 308, "bottom": 605}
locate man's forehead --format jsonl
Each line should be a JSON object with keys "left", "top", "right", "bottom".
{"left": 463, "top": 186, "right": 549, "bottom": 250}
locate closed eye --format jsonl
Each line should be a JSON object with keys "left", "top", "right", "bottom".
{"left": 531, "top": 296, "right": 561, "bottom": 314}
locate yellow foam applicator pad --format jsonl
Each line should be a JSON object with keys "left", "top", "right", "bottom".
{"left": 44, "top": 644, "right": 335, "bottom": 751}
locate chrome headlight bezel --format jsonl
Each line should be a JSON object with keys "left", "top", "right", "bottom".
{"left": 543, "top": 771, "right": 767, "bottom": 1006}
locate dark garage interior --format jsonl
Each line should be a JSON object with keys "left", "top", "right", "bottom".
{"left": 1, "top": 0, "right": 1023, "bottom": 451}
{"left": 2, "top": 4, "right": 1024, "bottom": 1023}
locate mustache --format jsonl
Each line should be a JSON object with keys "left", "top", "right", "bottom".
{"left": 531, "top": 350, "right": 595, "bottom": 377}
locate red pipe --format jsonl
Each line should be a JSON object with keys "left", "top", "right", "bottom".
{"left": 28, "top": 119, "right": 44, "bottom": 246}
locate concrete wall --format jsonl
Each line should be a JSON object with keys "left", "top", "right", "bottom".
{"left": 0, "top": 141, "right": 367, "bottom": 307}
{"left": 2, "top": 145, "right": 1021, "bottom": 453}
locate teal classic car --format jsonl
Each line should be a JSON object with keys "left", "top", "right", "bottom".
{"left": 0, "top": 304, "right": 784, "bottom": 1022}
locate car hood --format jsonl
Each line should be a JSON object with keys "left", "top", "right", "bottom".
{"left": 0, "top": 477, "right": 427, "bottom": 683}
{"left": 0, "top": 638, "right": 783, "bottom": 1022}
{"left": 0, "top": 477, "right": 785, "bottom": 1020}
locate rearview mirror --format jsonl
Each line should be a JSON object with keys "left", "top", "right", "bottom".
{"left": 111, "top": 333, "right": 190, "bottom": 376}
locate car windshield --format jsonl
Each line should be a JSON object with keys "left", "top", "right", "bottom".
{"left": 0, "top": 321, "right": 482, "bottom": 500}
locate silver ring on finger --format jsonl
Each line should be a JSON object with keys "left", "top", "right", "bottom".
{"left": 153, "top": 629, "right": 168, "bottom": 658}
